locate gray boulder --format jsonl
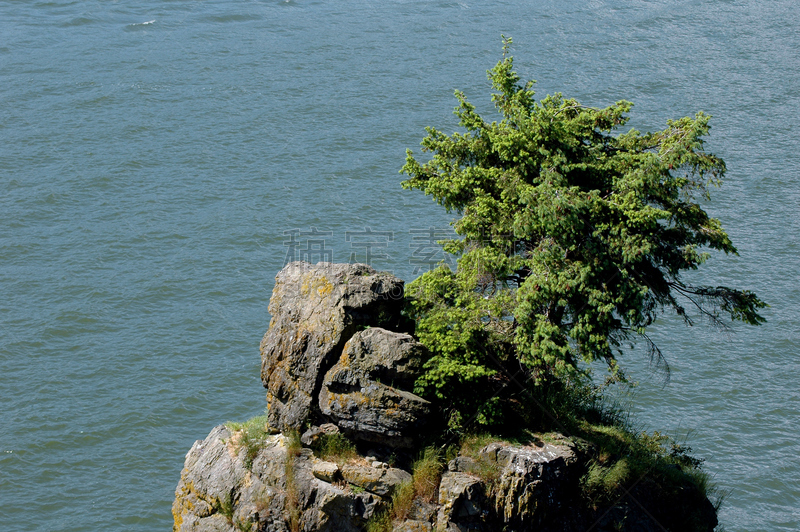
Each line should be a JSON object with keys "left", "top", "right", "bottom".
{"left": 477, "top": 440, "right": 581, "bottom": 528}
{"left": 334, "top": 326, "right": 426, "bottom": 389}
{"left": 318, "top": 327, "right": 431, "bottom": 447}
{"left": 437, "top": 472, "right": 484, "bottom": 523}
{"left": 340, "top": 462, "right": 412, "bottom": 497}
{"left": 431, "top": 438, "right": 582, "bottom": 531}
{"left": 260, "top": 262, "right": 404, "bottom": 433}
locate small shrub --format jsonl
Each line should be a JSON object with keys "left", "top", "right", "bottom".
{"left": 365, "top": 510, "right": 392, "bottom": 532}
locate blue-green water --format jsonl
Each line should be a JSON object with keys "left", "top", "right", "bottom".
{"left": 1, "top": 1, "right": 798, "bottom": 530}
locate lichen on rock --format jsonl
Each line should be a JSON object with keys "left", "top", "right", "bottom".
{"left": 259, "top": 262, "right": 406, "bottom": 434}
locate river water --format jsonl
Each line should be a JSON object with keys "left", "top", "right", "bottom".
{"left": 1, "top": 1, "right": 798, "bottom": 530}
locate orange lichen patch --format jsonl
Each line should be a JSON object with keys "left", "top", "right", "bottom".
{"left": 300, "top": 274, "right": 334, "bottom": 298}
{"left": 172, "top": 505, "right": 184, "bottom": 530}
{"left": 316, "top": 278, "right": 334, "bottom": 297}
{"left": 173, "top": 477, "right": 210, "bottom": 530}
{"left": 172, "top": 480, "right": 189, "bottom": 530}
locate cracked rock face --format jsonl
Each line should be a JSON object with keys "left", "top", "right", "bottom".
{"left": 437, "top": 440, "right": 584, "bottom": 531}
{"left": 172, "top": 430, "right": 588, "bottom": 532}
{"left": 172, "top": 425, "right": 382, "bottom": 532}
{"left": 259, "top": 262, "right": 405, "bottom": 433}
{"left": 318, "top": 327, "right": 431, "bottom": 448}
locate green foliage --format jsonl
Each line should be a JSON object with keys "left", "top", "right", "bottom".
{"left": 530, "top": 380, "right": 720, "bottom": 522}
{"left": 234, "top": 518, "right": 253, "bottom": 532}
{"left": 459, "top": 433, "right": 501, "bottom": 457}
{"left": 226, "top": 414, "right": 271, "bottom": 470}
{"left": 402, "top": 36, "right": 766, "bottom": 431}
{"left": 579, "top": 424, "right": 717, "bottom": 511}
{"left": 217, "top": 491, "right": 235, "bottom": 522}
{"left": 453, "top": 383, "right": 719, "bottom": 529}
{"left": 215, "top": 492, "right": 254, "bottom": 532}
{"left": 458, "top": 434, "right": 504, "bottom": 486}
{"left": 310, "top": 432, "right": 358, "bottom": 465}
{"left": 365, "top": 510, "right": 393, "bottom": 532}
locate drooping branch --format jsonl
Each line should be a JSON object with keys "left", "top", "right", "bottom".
{"left": 667, "top": 281, "right": 767, "bottom": 327}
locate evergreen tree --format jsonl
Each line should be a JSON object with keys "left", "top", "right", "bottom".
{"left": 401, "top": 37, "right": 766, "bottom": 431}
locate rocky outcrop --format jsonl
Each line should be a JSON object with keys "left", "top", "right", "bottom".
{"left": 260, "top": 262, "right": 430, "bottom": 448}
{"left": 259, "top": 262, "right": 406, "bottom": 433}
{"left": 174, "top": 261, "right": 719, "bottom": 532}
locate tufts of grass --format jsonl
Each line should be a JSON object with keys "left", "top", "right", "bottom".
{"left": 226, "top": 414, "right": 271, "bottom": 470}
{"left": 538, "top": 382, "right": 724, "bottom": 529}
{"left": 217, "top": 491, "right": 235, "bottom": 522}
{"left": 365, "top": 510, "right": 392, "bottom": 532}
{"left": 411, "top": 447, "right": 443, "bottom": 503}
{"left": 446, "top": 379, "right": 720, "bottom": 531}
{"left": 285, "top": 429, "right": 302, "bottom": 458}
{"left": 584, "top": 456, "right": 630, "bottom": 496}
{"left": 389, "top": 480, "right": 415, "bottom": 521}
{"left": 365, "top": 447, "right": 444, "bottom": 531}
{"left": 311, "top": 432, "right": 358, "bottom": 464}
{"left": 284, "top": 429, "right": 302, "bottom": 532}
{"left": 577, "top": 422, "right": 715, "bottom": 508}
{"left": 456, "top": 434, "right": 505, "bottom": 489}
{"left": 364, "top": 480, "right": 415, "bottom": 532}
{"left": 214, "top": 487, "right": 254, "bottom": 532}
{"left": 458, "top": 433, "right": 498, "bottom": 458}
